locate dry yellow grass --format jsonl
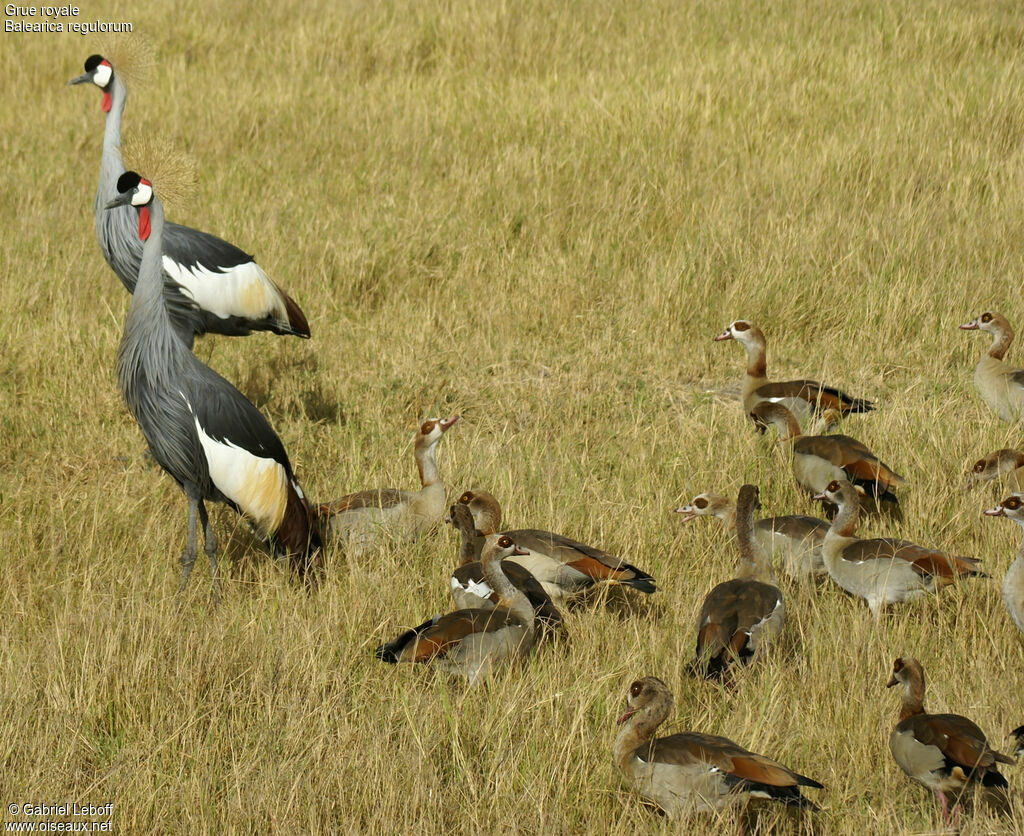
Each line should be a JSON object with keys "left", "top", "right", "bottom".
{"left": 3, "top": 0, "right": 1024, "bottom": 832}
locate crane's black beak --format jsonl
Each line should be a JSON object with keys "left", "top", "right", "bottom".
{"left": 104, "top": 193, "right": 132, "bottom": 210}
{"left": 68, "top": 72, "right": 91, "bottom": 86}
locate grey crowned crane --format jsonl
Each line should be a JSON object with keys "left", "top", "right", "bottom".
{"left": 70, "top": 52, "right": 310, "bottom": 347}
{"left": 107, "top": 170, "right": 322, "bottom": 597}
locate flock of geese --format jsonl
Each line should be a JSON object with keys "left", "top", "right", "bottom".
{"left": 69, "top": 44, "right": 1024, "bottom": 829}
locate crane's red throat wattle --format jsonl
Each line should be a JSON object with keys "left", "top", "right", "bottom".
{"left": 138, "top": 207, "right": 151, "bottom": 240}
{"left": 101, "top": 92, "right": 111, "bottom": 113}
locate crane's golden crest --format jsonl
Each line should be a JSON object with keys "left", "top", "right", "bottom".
{"left": 93, "top": 32, "right": 155, "bottom": 87}
{"left": 121, "top": 134, "right": 196, "bottom": 212}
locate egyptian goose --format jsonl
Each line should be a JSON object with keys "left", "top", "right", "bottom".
{"left": 446, "top": 503, "right": 563, "bottom": 639}
{"left": 374, "top": 535, "right": 538, "bottom": 683}
{"left": 615, "top": 676, "right": 823, "bottom": 818}
{"left": 456, "top": 489, "right": 656, "bottom": 604}
{"left": 887, "top": 657, "right": 1013, "bottom": 827}
{"left": 319, "top": 416, "right": 458, "bottom": 556}
{"left": 714, "top": 319, "right": 873, "bottom": 424}
{"left": 960, "top": 312, "right": 1024, "bottom": 423}
{"left": 691, "top": 485, "right": 784, "bottom": 679}
{"left": 964, "top": 448, "right": 1024, "bottom": 491}
{"left": 676, "top": 491, "right": 828, "bottom": 580}
{"left": 753, "top": 402, "right": 903, "bottom": 511}
{"left": 982, "top": 495, "right": 1024, "bottom": 636}
{"left": 813, "top": 480, "right": 983, "bottom": 617}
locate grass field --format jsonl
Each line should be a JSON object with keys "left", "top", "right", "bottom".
{"left": 4, "top": 0, "right": 1024, "bottom": 831}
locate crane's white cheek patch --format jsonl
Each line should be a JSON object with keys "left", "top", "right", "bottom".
{"left": 194, "top": 420, "right": 287, "bottom": 532}
{"left": 163, "top": 257, "right": 287, "bottom": 321}
{"left": 93, "top": 62, "right": 112, "bottom": 87}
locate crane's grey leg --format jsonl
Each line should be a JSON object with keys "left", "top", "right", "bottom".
{"left": 178, "top": 494, "right": 200, "bottom": 598}
{"left": 197, "top": 501, "right": 220, "bottom": 605}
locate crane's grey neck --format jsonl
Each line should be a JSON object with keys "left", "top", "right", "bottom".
{"left": 123, "top": 197, "right": 170, "bottom": 335}
{"left": 95, "top": 75, "right": 127, "bottom": 214}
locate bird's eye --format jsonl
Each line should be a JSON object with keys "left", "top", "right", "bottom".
{"left": 982, "top": 313, "right": 993, "bottom": 323}
{"left": 459, "top": 492, "right": 472, "bottom": 504}
{"left": 629, "top": 681, "right": 643, "bottom": 697}
{"left": 420, "top": 420, "right": 435, "bottom": 435}
{"left": 973, "top": 460, "right": 985, "bottom": 473}
{"left": 828, "top": 481, "right": 840, "bottom": 492}
{"left": 1008, "top": 498, "right": 1022, "bottom": 510}
{"left": 892, "top": 658, "right": 903, "bottom": 672}
{"left": 498, "top": 536, "right": 513, "bottom": 549}
{"left": 734, "top": 321, "right": 749, "bottom": 332}
{"left": 694, "top": 497, "right": 708, "bottom": 509}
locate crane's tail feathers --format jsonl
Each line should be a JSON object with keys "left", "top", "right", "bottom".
{"left": 275, "top": 480, "right": 324, "bottom": 580}
{"left": 279, "top": 286, "right": 311, "bottom": 339}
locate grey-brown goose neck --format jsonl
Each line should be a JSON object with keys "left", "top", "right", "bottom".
{"left": 890, "top": 659, "right": 926, "bottom": 723}
{"left": 735, "top": 485, "right": 773, "bottom": 582}
{"left": 449, "top": 505, "right": 483, "bottom": 566}
{"left": 415, "top": 440, "right": 442, "bottom": 487}
{"left": 741, "top": 326, "right": 768, "bottom": 380}
{"left": 481, "top": 537, "right": 535, "bottom": 631}
{"left": 828, "top": 484, "right": 860, "bottom": 538}
{"left": 613, "top": 680, "right": 672, "bottom": 772}
{"left": 987, "top": 320, "right": 1014, "bottom": 360}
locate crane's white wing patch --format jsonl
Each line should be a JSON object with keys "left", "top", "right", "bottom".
{"left": 194, "top": 418, "right": 287, "bottom": 532}
{"left": 164, "top": 256, "right": 287, "bottom": 322}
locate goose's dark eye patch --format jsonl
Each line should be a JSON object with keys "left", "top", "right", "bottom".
{"left": 694, "top": 497, "right": 708, "bottom": 509}
{"left": 982, "top": 313, "right": 993, "bottom": 323}
{"left": 734, "top": 321, "right": 749, "bottom": 332}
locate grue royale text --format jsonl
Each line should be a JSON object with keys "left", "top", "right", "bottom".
{"left": 4, "top": 5, "right": 133, "bottom": 34}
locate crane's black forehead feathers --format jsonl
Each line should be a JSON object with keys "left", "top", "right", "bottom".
{"left": 84, "top": 54, "right": 105, "bottom": 72}
{"left": 116, "top": 171, "right": 143, "bottom": 193}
